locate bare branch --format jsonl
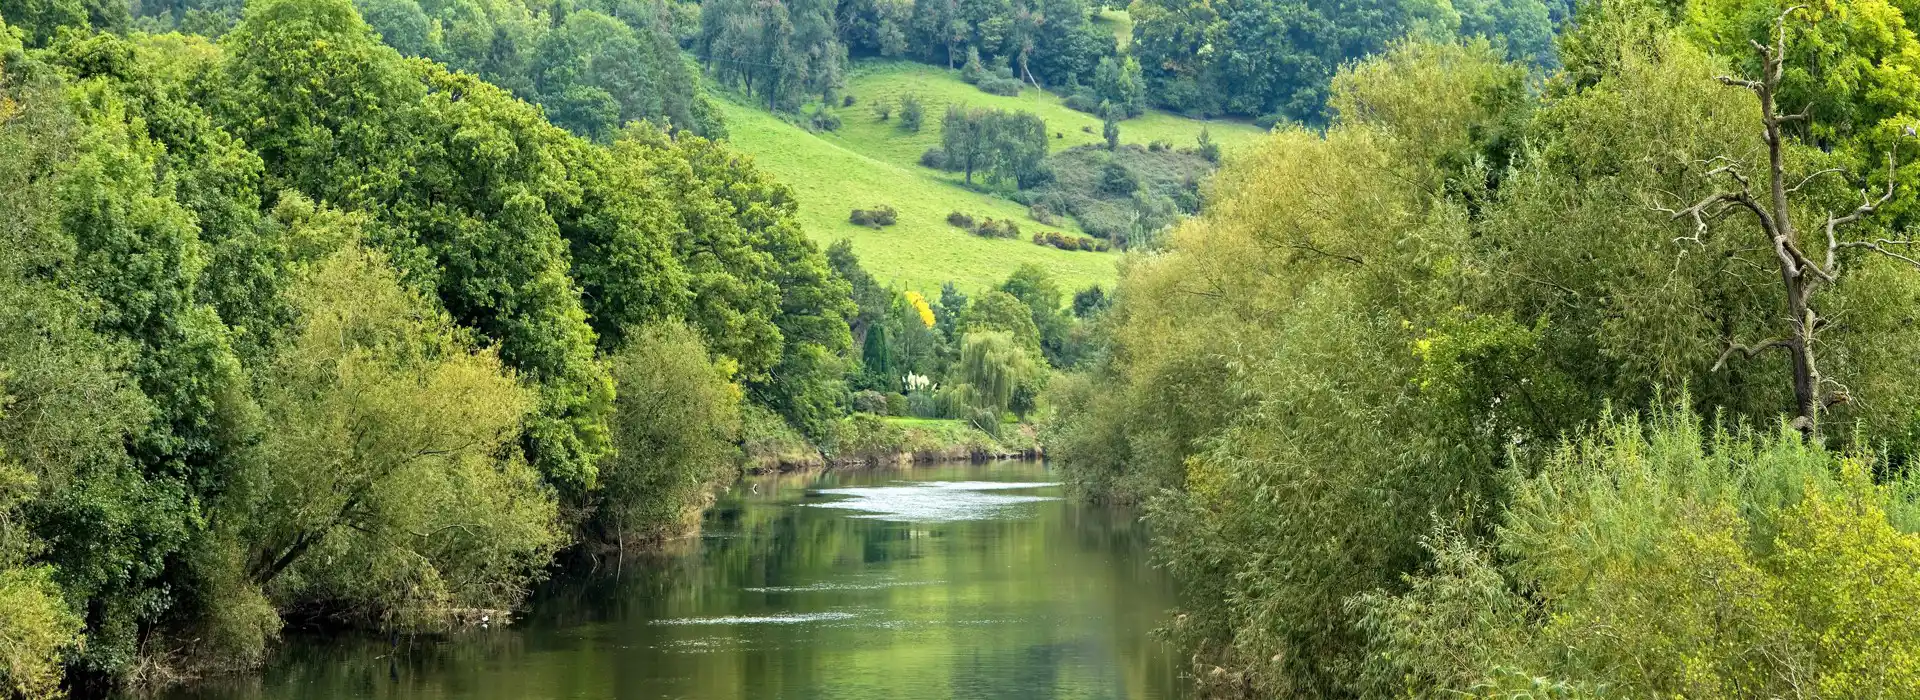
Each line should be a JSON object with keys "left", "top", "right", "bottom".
{"left": 1711, "top": 338, "right": 1793, "bottom": 372}
{"left": 1787, "top": 168, "right": 1843, "bottom": 194}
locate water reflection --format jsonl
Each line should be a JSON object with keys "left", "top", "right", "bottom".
{"left": 165, "top": 461, "right": 1186, "bottom": 700}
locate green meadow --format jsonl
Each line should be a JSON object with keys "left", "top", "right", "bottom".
{"left": 713, "top": 60, "right": 1268, "bottom": 296}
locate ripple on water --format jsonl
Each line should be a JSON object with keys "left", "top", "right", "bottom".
{"left": 742, "top": 580, "right": 944, "bottom": 593}
{"left": 803, "top": 481, "right": 1061, "bottom": 522}
{"left": 650, "top": 612, "right": 858, "bottom": 625}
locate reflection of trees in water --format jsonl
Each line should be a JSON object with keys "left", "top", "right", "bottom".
{"left": 171, "top": 461, "right": 1186, "bottom": 700}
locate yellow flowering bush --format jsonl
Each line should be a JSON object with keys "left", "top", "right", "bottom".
{"left": 905, "top": 290, "right": 935, "bottom": 329}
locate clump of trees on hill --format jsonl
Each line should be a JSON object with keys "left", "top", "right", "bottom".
{"left": 828, "top": 241, "right": 1105, "bottom": 436}
{"left": 1048, "top": 0, "right": 1920, "bottom": 694}
{"left": 0, "top": 0, "right": 854, "bottom": 692}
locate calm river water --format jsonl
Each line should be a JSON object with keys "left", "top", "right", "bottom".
{"left": 167, "top": 460, "right": 1187, "bottom": 700}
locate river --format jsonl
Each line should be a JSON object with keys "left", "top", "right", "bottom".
{"left": 166, "top": 460, "right": 1187, "bottom": 700}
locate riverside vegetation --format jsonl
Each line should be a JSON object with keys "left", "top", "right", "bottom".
{"left": 9, "top": 0, "right": 1920, "bottom": 697}
{"left": 0, "top": 0, "right": 1108, "bottom": 695}
{"left": 1048, "top": 0, "right": 1920, "bottom": 697}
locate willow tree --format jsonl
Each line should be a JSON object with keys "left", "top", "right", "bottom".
{"left": 1662, "top": 8, "right": 1916, "bottom": 437}
{"left": 951, "top": 331, "right": 1036, "bottom": 433}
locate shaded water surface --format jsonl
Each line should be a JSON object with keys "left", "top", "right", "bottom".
{"left": 169, "top": 461, "right": 1186, "bottom": 700}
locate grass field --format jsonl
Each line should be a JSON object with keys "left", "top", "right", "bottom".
{"left": 712, "top": 60, "right": 1271, "bottom": 296}
{"left": 828, "top": 60, "right": 1267, "bottom": 174}
{"left": 716, "top": 96, "right": 1121, "bottom": 296}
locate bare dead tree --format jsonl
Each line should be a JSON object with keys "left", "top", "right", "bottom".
{"left": 1658, "top": 7, "right": 1915, "bottom": 438}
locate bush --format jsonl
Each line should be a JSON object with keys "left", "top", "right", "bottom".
{"left": 1031, "top": 230, "right": 1101, "bottom": 252}
{"left": 851, "top": 389, "right": 890, "bottom": 415}
{"left": 1029, "top": 203, "right": 1059, "bottom": 226}
{"left": 849, "top": 205, "right": 898, "bottom": 228}
{"left": 975, "top": 217, "right": 1020, "bottom": 239}
{"left": 920, "top": 147, "right": 949, "bottom": 170}
{"left": 947, "top": 211, "right": 976, "bottom": 229}
{"left": 885, "top": 392, "right": 909, "bottom": 416}
{"left": 899, "top": 93, "right": 925, "bottom": 131}
{"left": 1099, "top": 162, "right": 1139, "bottom": 196}
{"left": 808, "top": 107, "right": 842, "bottom": 132}
{"left": 842, "top": 94, "right": 857, "bottom": 107}
{"left": 978, "top": 75, "right": 1023, "bottom": 96}
{"left": 907, "top": 390, "right": 947, "bottom": 418}
{"left": 1357, "top": 408, "right": 1920, "bottom": 698}
{"left": 1148, "top": 140, "right": 1171, "bottom": 153}
{"left": 872, "top": 99, "right": 892, "bottom": 121}
{"left": 1064, "top": 89, "right": 1102, "bottom": 114}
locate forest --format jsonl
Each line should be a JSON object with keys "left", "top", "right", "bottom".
{"left": 6, "top": 0, "right": 1920, "bottom": 695}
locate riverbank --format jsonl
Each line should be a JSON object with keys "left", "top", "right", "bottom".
{"left": 742, "top": 410, "right": 1040, "bottom": 473}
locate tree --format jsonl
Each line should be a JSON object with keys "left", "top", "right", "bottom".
{"left": 951, "top": 330, "right": 1037, "bottom": 432}
{"left": 596, "top": 322, "right": 742, "bottom": 546}
{"left": 1659, "top": 9, "right": 1916, "bottom": 438}
{"left": 242, "top": 243, "right": 560, "bottom": 626}
{"left": 1101, "top": 100, "right": 1120, "bottom": 149}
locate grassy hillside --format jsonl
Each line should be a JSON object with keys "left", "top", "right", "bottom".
{"left": 829, "top": 60, "right": 1267, "bottom": 175}
{"left": 712, "top": 60, "right": 1269, "bottom": 296}
{"left": 715, "top": 97, "right": 1120, "bottom": 296}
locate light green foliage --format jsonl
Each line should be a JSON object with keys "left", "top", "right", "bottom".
{"left": 950, "top": 331, "right": 1037, "bottom": 432}
{"left": 1360, "top": 409, "right": 1920, "bottom": 698}
{"left": 245, "top": 243, "right": 559, "bottom": 628}
{"left": 712, "top": 93, "right": 1118, "bottom": 296}
{"left": 1053, "top": 21, "right": 1920, "bottom": 697}
{"left": 0, "top": 564, "right": 82, "bottom": 699}
{"left": 596, "top": 322, "right": 743, "bottom": 545}
{"left": 961, "top": 289, "right": 1044, "bottom": 360}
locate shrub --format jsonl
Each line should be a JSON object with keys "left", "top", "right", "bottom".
{"left": 978, "top": 75, "right": 1023, "bottom": 96}
{"left": 975, "top": 217, "right": 1020, "bottom": 239}
{"left": 1148, "top": 140, "right": 1171, "bottom": 152}
{"left": 947, "top": 211, "right": 976, "bottom": 229}
{"left": 808, "top": 107, "right": 842, "bottom": 132}
{"left": 842, "top": 94, "right": 857, "bottom": 107}
{"left": 920, "top": 147, "right": 949, "bottom": 170}
{"left": 899, "top": 93, "right": 925, "bottom": 131}
{"left": 1197, "top": 127, "right": 1221, "bottom": 163}
{"left": 1098, "top": 162, "right": 1139, "bottom": 196}
{"left": 872, "top": 99, "right": 892, "bottom": 121}
{"left": 885, "top": 392, "right": 910, "bottom": 417}
{"left": 1029, "top": 203, "right": 1059, "bottom": 226}
{"left": 1064, "top": 89, "right": 1102, "bottom": 114}
{"left": 849, "top": 205, "right": 898, "bottom": 228}
{"left": 1030, "top": 230, "right": 1101, "bottom": 252}
{"left": 1080, "top": 125, "right": 1094, "bottom": 134}
{"left": 851, "top": 389, "right": 890, "bottom": 415}
{"left": 907, "top": 390, "right": 947, "bottom": 418}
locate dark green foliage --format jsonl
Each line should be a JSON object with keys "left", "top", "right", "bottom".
{"left": 1128, "top": 0, "right": 1555, "bottom": 123}
{"left": 848, "top": 205, "right": 898, "bottom": 227}
{"left": 1022, "top": 144, "right": 1210, "bottom": 245}
{"left": 698, "top": 0, "right": 847, "bottom": 112}
{"left": 897, "top": 90, "right": 923, "bottom": 130}
{"left": 1070, "top": 285, "right": 1107, "bottom": 318}
{"left": 940, "top": 104, "right": 1049, "bottom": 187}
